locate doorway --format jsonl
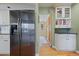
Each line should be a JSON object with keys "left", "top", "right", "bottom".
{"left": 10, "top": 10, "right": 35, "bottom": 56}
{"left": 39, "top": 14, "right": 52, "bottom": 47}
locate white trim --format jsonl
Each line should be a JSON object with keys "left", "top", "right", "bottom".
{"left": 0, "top": 52, "right": 10, "bottom": 54}
{"left": 52, "top": 45, "right": 56, "bottom": 49}
{"left": 62, "top": 7, "right": 65, "bottom": 18}
{"left": 35, "top": 53, "right": 39, "bottom": 56}
{"left": 75, "top": 50, "right": 79, "bottom": 54}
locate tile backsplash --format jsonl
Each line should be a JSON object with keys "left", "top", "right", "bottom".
{"left": 0, "top": 25, "right": 10, "bottom": 34}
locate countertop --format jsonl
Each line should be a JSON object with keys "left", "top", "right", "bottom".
{"left": 55, "top": 32, "right": 77, "bottom": 34}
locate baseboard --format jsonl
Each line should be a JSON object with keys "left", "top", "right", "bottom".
{"left": 0, "top": 54, "right": 10, "bottom": 56}
{"left": 52, "top": 45, "right": 56, "bottom": 49}
{"left": 35, "top": 53, "right": 39, "bottom": 56}
{"left": 75, "top": 50, "right": 79, "bottom": 54}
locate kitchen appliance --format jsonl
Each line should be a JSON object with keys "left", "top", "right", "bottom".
{"left": 10, "top": 10, "right": 35, "bottom": 56}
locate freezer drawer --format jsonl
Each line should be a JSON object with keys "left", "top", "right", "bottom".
{"left": 55, "top": 34, "right": 76, "bottom": 51}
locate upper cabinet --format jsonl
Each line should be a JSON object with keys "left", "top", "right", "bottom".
{"left": 0, "top": 10, "right": 10, "bottom": 25}
{"left": 55, "top": 6, "right": 71, "bottom": 28}
{"left": 56, "top": 6, "right": 71, "bottom": 19}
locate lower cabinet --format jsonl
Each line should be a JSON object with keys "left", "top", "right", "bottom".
{"left": 0, "top": 35, "right": 10, "bottom": 54}
{"left": 55, "top": 33, "right": 76, "bottom": 51}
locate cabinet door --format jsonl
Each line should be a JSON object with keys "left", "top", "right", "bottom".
{"left": 55, "top": 34, "right": 76, "bottom": 51}
{"left": 55, "top": 34, "right": 68, "bottom": 50}
{"left": 56, "top": 8, "right": 63, "bottom": 19}
{"left": 64, "top": 8, "right": 71, "bottom": 19}
{"left": 0, "top": 10, "right": 9, "bottom": 25}
{"left": 0, "top": 35, "right": 10, "bottom": 54}
{"left": 65, "top": 34, "right": 76, "bottom": 51}
{"left": 56, "top": 7, "right": 71, "bottom": 19}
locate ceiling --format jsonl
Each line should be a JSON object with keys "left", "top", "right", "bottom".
{"left": 0, "top": 3, "right": 75, "bottom": 9}
{"left": 0, "top": 3, "right": 36, "bottom": 10}
{"left": 39, "top": 3, "right": 73, "bottom": 8}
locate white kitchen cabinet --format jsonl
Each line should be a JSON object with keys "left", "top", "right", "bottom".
{"left": 0, "top": 10, "right": 10, "bottom": 25}
{"left": 55, "top": 33, "right": 76, "bottom": 51}
{"left": 0, "top": 35, "right": 10, "bottom": 54}
{"left": 55, "top": 6, "right": 71, "bottom": 28}
{"left": 55, "top": 19, "right": 71, "bottom": 28}
{"left": 56, "top": 6, "right": 71, "bottom": 19}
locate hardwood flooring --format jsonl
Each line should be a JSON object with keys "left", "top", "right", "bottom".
{"left": 39, "top": 44, "right": 79, "bottom": 56}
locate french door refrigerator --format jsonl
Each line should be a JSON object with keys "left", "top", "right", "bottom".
{"left": 10, "top": 10, "right": 35, "bottom": 56}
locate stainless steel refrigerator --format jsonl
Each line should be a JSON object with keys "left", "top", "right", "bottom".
{"left": 10, "top": 10, "right": 35, "bottom": 56}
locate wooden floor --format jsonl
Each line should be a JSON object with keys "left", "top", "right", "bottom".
{"left": 39, "top": 44, "right": 79, "bottom": 56}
